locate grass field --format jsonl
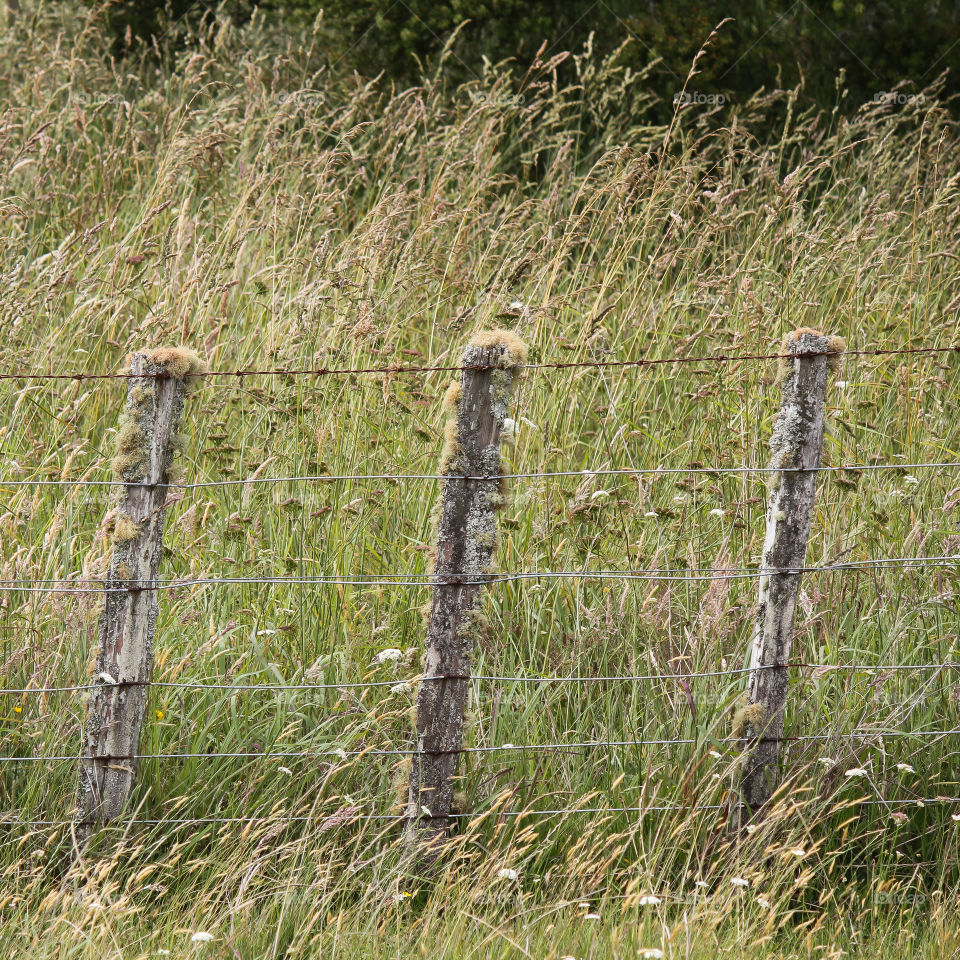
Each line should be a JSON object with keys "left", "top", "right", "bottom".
{"left": 2, "top": 3, "right": 960, "bottom": 956}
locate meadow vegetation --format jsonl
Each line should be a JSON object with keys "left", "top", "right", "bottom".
{"left": 1, "top": 3, "right": 960, "bottom": 956}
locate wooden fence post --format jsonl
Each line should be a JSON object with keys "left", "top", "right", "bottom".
{"left": 734, "top": 329, "right": 843, "bottom": 827}
{"left": 406, "top": 330, "right": 526, "bottom": 867}
{"left": 77, "top": 348, "right": 204, "bottom": 842}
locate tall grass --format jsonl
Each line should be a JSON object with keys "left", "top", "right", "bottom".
{"left": 1, "top": 2, "right": 960, "bottom": 956}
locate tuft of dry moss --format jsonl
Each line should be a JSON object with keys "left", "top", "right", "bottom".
{"left": 441, "top": 380, "right": 461, "bottom": 415}
{"left": 777, "top": 327, "right": 846, "bottom": 381}
{"left": 731, "top": 701, "right": 767, "bottom": 739}
{"left": 468, "top": 329, "right": 528, "bottom": 367}
{"left": 112, "top": 514, "right": 140, "bottom": 543}
{"left": 439, "top": 418, "right": 461, "bottom": 475}
{"left": 138, "top": 347, "right": 207, "bottom": 380}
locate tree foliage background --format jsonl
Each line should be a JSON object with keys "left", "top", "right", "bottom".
{"left": 64, "top": 0, "right": 960, "bottom": 115}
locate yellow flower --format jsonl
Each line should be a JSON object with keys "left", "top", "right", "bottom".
{"left": 13, "top": 706, "right": 22, "bottom": 714}
{"left": 156, "top": 709, "right": 164, "bottom": 721}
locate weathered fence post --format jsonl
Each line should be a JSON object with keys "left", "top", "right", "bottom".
{"left": 734, "top": 328, "right": 843, "bottom": 827}
{"left": 77, "top": 348, "right": 203, "bottom": 842}
{"left": 406, "top": 329, "right": 526, "bottom": 866}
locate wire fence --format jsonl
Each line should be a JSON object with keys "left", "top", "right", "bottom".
{"left": 2, "top": 337, "right": 960, "bottom": 840}
{"left": 1, "top": 340, "right": 957, "bottom": 381}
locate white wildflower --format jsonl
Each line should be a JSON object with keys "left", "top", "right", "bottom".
{"left": 374, "top": 648, "right": 403, "bottom": 663}
{"left": 730, "top": 877, "right": 750, "bottom": 888}
{"left": 709, "top": 750, "right": 722, "bottom": 759}
{"left": 694, "top": 880, "right": 708, "bottom": 888}
{"left": 709, "top": 508, "right": 725, "bottom": 517}
{"left": 639, "top": 949, "right": 665, "bottom": 959}
{"left": 637, "top": 894, "right": 661, "bottom": 906}
{"left": 845, "top": 768, "right": 868, "bottom": 778}
{"left": 277, "top": 766, "right": 292, "bottom": 776}
{"left": 819, "top": 757, "right": 834, "bottom": 765}
{"left": 390, "top": 682, "right": 412, "bottom": 695}
{"left": 333, "top": 748, "right": 348, "bottom": 760}
{"left": 190, "top": 932, "right": 214, "bottom": 943}
{"left": 745, "top": 824, "right": 758, "bottom": 834}
{"left": 756, "top": 896, "right": 772, "bottom": 909}
{"left": 496, "top": 868, "right": 519, "bottom": 881}
{"left": 790, "top": 848, "right": 805, "bottom": 857}
{"left": 951, "top": 814, "right": 960, "bottom": 822}
{"left": 591, "top": 489, "right": 610, "bottom": 500}
{"left": 835, "top": 380, "right": 848, "bottom": 389}
{"left": 583, "top": 913, "right": 601, "bottom": 920}
{"left": 896, "top": 763, "right": 915, "bottom": 773}
{"left": 903, "top": 475, "right": 920, "bottom": 486}
{"left": 644, "top": 511, "right": 658, "bottom": 518}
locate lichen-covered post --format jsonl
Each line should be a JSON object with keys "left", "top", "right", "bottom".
{"left": 406, "top": 329, "right": 526, "bottom": 865}
{"left": 77, "top": 348, "right": 204, "bottom": 841}
{"left": 734, "top": 328, "right": 843, "bottom": 827}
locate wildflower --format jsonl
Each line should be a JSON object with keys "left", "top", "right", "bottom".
{"left": 896, "top": 763, "right": 915, "bottom": 773}
{"left": 644, "top": 511, "right": 658, "bottom": 518}
{"left": 709, "top": 750, "right": 722, "bottom": 759}
{"left": 13, "top": 706, "right": 22, "bottom": 714}
{"left": 730, "top": 877, "right": 749, "bottom": 888}
{"left": 694, "top": 880, "right": 708, "bottom": 888}
{"left": 190, "top": 932, "right": 214, "bottom": 943}
{"left": 903, "top": 475, "right": 920, "bottom": 486}
{"left": 591, "top": 490, "right": 610, "bottom": 500}
{"left": 333, "top": 748, "right": 348, "bottom": 760}
{"left": 836, "top": 380, "right": 848, "bottom": 389}
{"left": 891, "top": 811, "right": 908, "bottom": 823}
{"left": 496, "top": 868, "right": 519, "bottom": 881}
{"left": 508, "top": 299, "right": 525, "bottom": 313}
{"left": 155, "top": 709, "right": 164, "bottom": 721}
{"left": 709, "top": 508, "right": 725, "bottom": 517}
{"left": 844, "top": 768, "right": 868, "bottom": 778}
{"left": 756, "top": 897, "right": 772, "bottom": 909}
{"left": 951, "top": 814, "right": 960, "bottom": 822}
{"left": 818, "top": 757, "right": 834, "bottom": 765}
{"left": 374, "top": 648, "right": 403, "bottom": 663}
{"left": 637, "top": 895, "right": 661, "bottom": 906}
{"left": 639, "top": 949, "right": 665, "bottom": 959}
{"left": 583, "top": 913, "right": 601, "bottom": 920}
{"left": 745, "top": 824, "right": 758, "bottom": 834}
{"left": 789, "top": 848, "right": 805, "bottom": 857}
{"left": 389, "top": 682, "right": 412, "bottom": 695}
{"left": 98, "top": 672, "right": 117, "bottom": 685}
{"left": 278, "top": 766, "right": 293, "bottom": 776}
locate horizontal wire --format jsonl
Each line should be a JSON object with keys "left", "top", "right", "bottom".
{"left": 1, "top": 554, "right": 957, "bottom": 593}
{"left": 6, "top": 797, "right": 960, "bottom": 829}
{"left": 2, "top": 459, "right": 957, "bottom": 489}
{"left": 1, "top": 343, "right": 957, "bottom": 382}
{"left": 4, "top": 660, "right": 960, "bottom": 696}
{"left": 8, "top": 727, "right": 960, "bottom": 763}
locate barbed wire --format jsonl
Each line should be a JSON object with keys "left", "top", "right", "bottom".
{"left": 3, "top": 660, "right": 960, "bottom": 696}
{"left": 1, "top": 554, "right": 957, "bottom": 594}
{"left": 7, "top": 727, "right": 960, "bottom": 763}
{"left": 1, "top": 343, "right": 956, "bottom": 383}
{"left": 2, "top": 459, "right": 956, "bottom": 490}
{"left": 4, "top": 796, "right": 960, "bottom": 830}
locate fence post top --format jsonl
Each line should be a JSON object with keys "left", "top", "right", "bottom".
{"left": 128, "top": 347, "right": 207, "bottom": 380}
{"left": 781, "top": 328, "right": 846, "bottom": 356}
{"left": 464, "top": 329, "right": 528, "bottom": 368}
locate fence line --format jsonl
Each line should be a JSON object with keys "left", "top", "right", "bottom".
{"left": 1, "top": 554, "right": 957, "bottom": 593}
{"left": 5, "top": 727, "right": 960, "bottom": 763}
{"left": 1, "top": 341, "right": 957, "bottom": 382}
{"left": 4, "top": 660, "right": 960, "bottom": 696}
{"left": 3, "top": 459, "right": 959, "bottom": 489}
{"left": 8, "top": 796, "right": 960, "bottom": 829}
